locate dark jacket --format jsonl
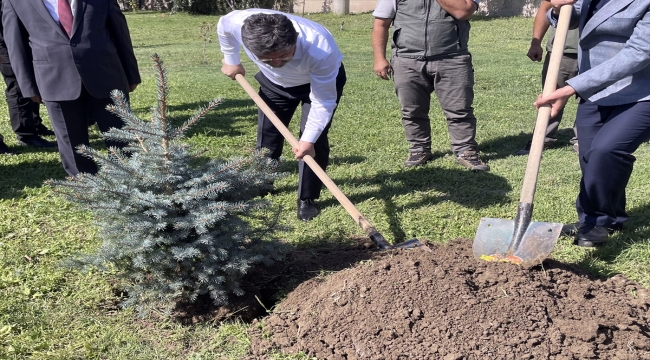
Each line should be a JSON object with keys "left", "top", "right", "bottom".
{"left": 2, "top": 0, "right": 141, "bottom": 101}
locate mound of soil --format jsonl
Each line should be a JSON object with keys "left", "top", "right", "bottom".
{"left": 248, "top": 239, "right": 650, "bottom": 360}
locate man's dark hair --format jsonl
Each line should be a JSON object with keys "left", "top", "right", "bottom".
{"left": 241, "top": 13, "right": 298, "bottom": 57}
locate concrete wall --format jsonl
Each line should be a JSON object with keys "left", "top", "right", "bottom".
{"left": 293, "top": 0, "right": 542, "bottom": 17}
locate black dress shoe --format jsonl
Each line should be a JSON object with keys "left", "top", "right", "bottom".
{"left": 297, "top": 199, "right": 319, "bottom": 221}
{"left": 561, "top": 221, "right": 622, "bottom": 237}
{"left": 17, "top": 136, "right": 57, "bottom": 148}
{"left": 0, "top": 140, "right": 16, "bottom": 155}
{"left": 35, "top": 124, "right": 56, "bottom": 136}
{"left": 575, "top": 224, "right": 609, "bottom": 247}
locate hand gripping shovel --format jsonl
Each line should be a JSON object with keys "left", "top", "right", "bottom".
{"left": 235, "top": 74, "right": 429, "bottom": 251}
{"left": 472, "top": 5, "right": 573, "bottom": 265}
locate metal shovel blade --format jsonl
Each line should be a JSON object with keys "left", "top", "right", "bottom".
{"left": 369, "top": 232, "right": 432, "bottom": 252}
{"left": 473, "top": 217, "right": 562, "bottom": 265}
{"left": 394, "top": 238, "right": 430, "bottom": 250}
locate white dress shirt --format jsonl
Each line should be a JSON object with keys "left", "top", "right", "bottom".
{"left": 217, "top": 9, "right": 343, "bottom": 143}
{"left": 42, "top": 0, "right": 77, "bottom": 24}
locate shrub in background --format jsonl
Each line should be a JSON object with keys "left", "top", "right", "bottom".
{"left": 49, "top": 54, "right": 285, "bottom": 314}
{"left": 175, "top": 0, "right": 292, "bottom": 14}
{"left": 120, "top": 0, "right": 297, "bottom": 15}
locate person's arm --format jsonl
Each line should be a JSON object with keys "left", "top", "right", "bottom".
{"left": 293, "top": 54, "right": 341, "bottom": 159}
{"left": 547, "top": 0, "right": 580, "bottom": 29}
{"left": 372, "top": 17, "right": 392, "bottom": 80}
{"left": 107, "top": 0, "right": 141, "bottom": 91}
{"left": 436, "top": 0, "right": 478, "bottom": 20}
{"left": 549, "top": 0, "right": 577, "bottom": 15}
{"left": 527, "top": 1, "right": 552, "bottom": 62}
{"left": 566, "top": 9, "right": 650, "bottom": 100}
{"left": 538, "top": 9, "right": 650, "bottom": 115}
{"left": 217, "top": 14, "right": 246, "bottom": 79}
{"left": 534, "top": 85, "right": 575, "bottom": 118}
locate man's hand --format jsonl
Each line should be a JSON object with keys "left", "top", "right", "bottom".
{"left": 221, "top": 59, "right": 245, "bottom": 80}
{"left": 372, "top": 18, "right": 392, "bottom": 80}
{"left": 374, "top": 58, "right": 393, "bottom": 80}
{"left": 527, "top": 40, "right": 544, "bottom": 62}
{"left": 436, "top": 0, "right": 478, "bottom": 20}
{"left": 529, "top": 1, "right": 552, "bottom": 61}
{"left": 534, "top": 85, "right": 576, "bottom": 118}
{"left": 549, "top": 0, "right": 576, "bottom": 14}
{"left": 292, "top": 141, "right": 316, "bottom": 159}
{"left": 129, "top": 84, "right": 138, "bottom": 92}
{"left": 29, "top": 95, "right": 42, "bottom": 104}
{"left": 549, "top": 0, "right": 577, "bottom": 5}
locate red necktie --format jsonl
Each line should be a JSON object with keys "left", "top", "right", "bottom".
{"left": 58, "top": 0, "right": 74, "bottom": 38}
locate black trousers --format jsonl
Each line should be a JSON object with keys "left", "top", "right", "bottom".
{"left": 575, "top": 100, "right": 650, "bottom": 227}
{"left": 254, "top": 64, "right": 346, "bottom": 200}
{"left": 44, "top": 86, "right": 126, "bottom": 176}
{"left": 0, "top": 46, "right": 44, "bottom": 142}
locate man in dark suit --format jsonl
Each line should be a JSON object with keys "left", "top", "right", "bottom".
{"left": 0, "top": 0, "right": 56, "bottom": 155}
{"left": 2, "top": 0, "right": 140, "bottom": 175}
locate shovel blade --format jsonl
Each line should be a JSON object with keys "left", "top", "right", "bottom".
{"left": 394, "top": 238, "right": 432, "bottom": 252}
{"left": 473, "top": 218, "right": 562, "bottom": 265}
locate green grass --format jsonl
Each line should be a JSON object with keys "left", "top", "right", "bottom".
{"left": 1, "top": 11, "right": 649, "bottom": 359}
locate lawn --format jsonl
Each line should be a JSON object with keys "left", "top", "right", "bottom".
{"left": 1, "top": 11, "right": 649, "bottom": 359}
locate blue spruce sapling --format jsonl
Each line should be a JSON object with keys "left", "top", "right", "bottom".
{"left": 48, "top": 54, "right": 285, "bottom": 313}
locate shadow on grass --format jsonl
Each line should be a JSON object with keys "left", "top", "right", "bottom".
{"left": 329, "top": 155, "right": 366, "bottom": 166}
{"left": 0, "top": 158, "right": 66, "bottom": 199}
{"left": 474, "top": 128, "right": 578, "bottom": 162}
{"left": 316, "top": 164, "right": 511, "bottom": 211}
{"left": 1, "top": 144, "right": 60, "bottom": 156}
{"left": 130, "top": 99, "right": 259, "bottom": 137}
{"left": 270, "top": 156, "right": 510, "bottom": 240}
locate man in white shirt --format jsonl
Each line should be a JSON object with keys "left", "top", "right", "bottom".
{"left": 218, "top": 9, "right": 346, "bottom": 221}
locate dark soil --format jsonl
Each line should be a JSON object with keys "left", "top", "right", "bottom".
{"left": 244, "top": 238, "right": 650, "bottom": 360}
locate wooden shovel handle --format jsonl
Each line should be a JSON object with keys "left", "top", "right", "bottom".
{"left": 235, "top": 74, "right": 385, "bottom": 240}
{"left": 520, "top": 5, "right": 573, "bottom": 204}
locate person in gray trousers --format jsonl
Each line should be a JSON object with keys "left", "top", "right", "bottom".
{"left": 372, "top": 0, "right": 489, "bottom": 171}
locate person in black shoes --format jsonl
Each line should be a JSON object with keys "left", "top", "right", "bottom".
{"left": 3, "top": 0, "right": 141, "bottom": 176}
{"left": 218, "top": 10, "right": 346, "bottom": 221}
{"left": 0, "top": 0, "right": 56, "bottom": 150}
{"left": 515, "top": 1, "right": 579, "bottom": 156}
{"left": 536, "top": 0, "right": 650, "bottom": 247}
{"left": 560, "top": 222, "right": 622, "bottom": 241}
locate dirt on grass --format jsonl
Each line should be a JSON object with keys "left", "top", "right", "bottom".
{"left": 244, "top": 238, "right": 650, "bottom": 360}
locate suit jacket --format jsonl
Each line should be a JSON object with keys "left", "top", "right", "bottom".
{"left": 0, "top": 0, "right": 5, "bottom": 47}
{"left": 2, "top": 0, "right": 140, "bottom": 101}
{"left": 549, "top": 0, "right": 650, "bottom": 105}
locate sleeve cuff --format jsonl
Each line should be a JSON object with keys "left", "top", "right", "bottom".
{"left": 547, "top": 9, "right": 559, "bottom": 27}
{"left": 299, "top": 129, "right": 322, "bottom": 143}
{"left": 223, "top": 53, "right": 241, "bottom": 65}
{"left": 566, "top": 77, "right": 593, "bottom": 101}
